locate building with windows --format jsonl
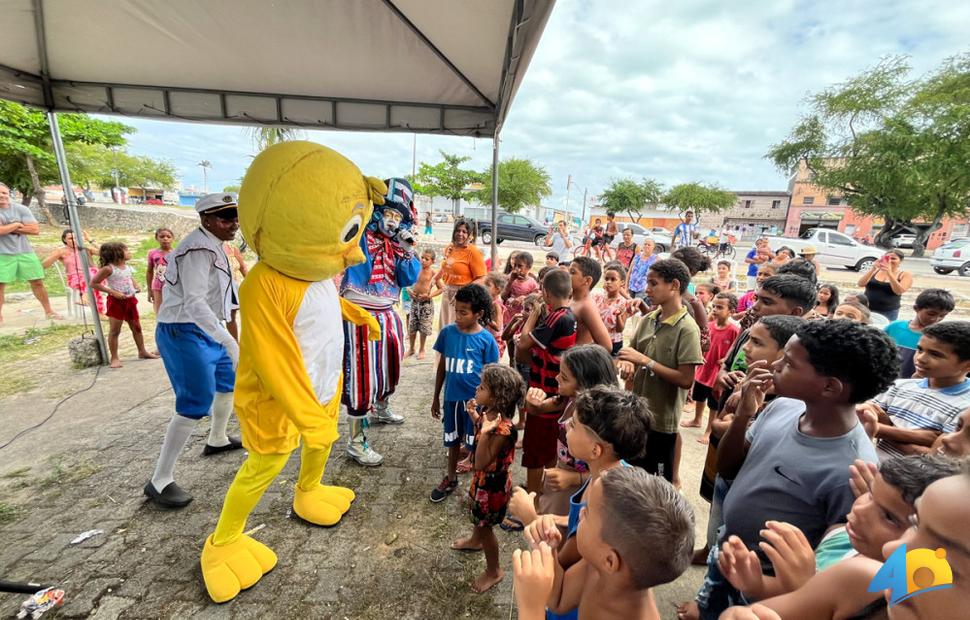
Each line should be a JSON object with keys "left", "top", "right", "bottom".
{"left": 783, "top": 160, "right": 968, "bottom": 249}
{"left": 702, "top": 191, "right": 791, "bottom": 237}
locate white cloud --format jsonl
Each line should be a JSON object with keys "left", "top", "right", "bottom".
{"left": 107, "top": 0, "right": 968, "bottom": 211}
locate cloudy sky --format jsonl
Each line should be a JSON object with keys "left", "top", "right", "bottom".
{"left": 107, "top": 0, "right": 969, "bottom": 213}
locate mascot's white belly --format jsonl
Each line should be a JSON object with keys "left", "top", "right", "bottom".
{"left": 293, "top": 279, "right": 344, "bottom": 404}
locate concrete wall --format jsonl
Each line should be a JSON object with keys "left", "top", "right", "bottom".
{"left": 42, "top": 203, "right": 199, "bottom": 238}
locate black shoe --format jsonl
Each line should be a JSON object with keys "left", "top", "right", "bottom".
{"left": 144, "top": 481, "right": 193, "bottom": 508}
{"left": 202, "top": 437, "right": 244, "bottom": 456}
{"left": 430, "top": 476, "right": 459, "bottom": 503}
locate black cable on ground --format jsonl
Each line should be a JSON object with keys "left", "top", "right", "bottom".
{"left": 0, "top": 366, "right": 102, "bottom": 450}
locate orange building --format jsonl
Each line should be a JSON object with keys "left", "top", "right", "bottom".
{"left": 784, "top": 161, "right": 968, "bottom": 250}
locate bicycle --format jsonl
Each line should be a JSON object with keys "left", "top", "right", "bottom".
{"left": 698, "top": 239, "right": 736, "bottom": 260}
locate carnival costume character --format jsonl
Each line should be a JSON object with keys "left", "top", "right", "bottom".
{"left": 200, "top": 142, "right": 382, "bottom": 603}
{"left": 340, "top": 178, "right": 421, "bottom": 465}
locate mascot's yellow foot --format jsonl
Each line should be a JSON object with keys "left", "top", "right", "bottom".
{"left": 321, "top": 485, "right": 356, "bottom": 505}
{"left": 201, "top": 534, "right": 277, "bottom": 603}
{"left": 292, "top": 485, "right": 354, "bottom": 526}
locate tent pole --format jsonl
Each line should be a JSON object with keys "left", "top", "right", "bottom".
{"left": 490, "top": 134, "right": 500, "bottom": 269}
{"left": 47, "top": 111, "right": 108, "bottom": 365}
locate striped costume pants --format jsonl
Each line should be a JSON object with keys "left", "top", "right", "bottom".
{"left": 342, "top": 304, "right": 405, "bottom": 417}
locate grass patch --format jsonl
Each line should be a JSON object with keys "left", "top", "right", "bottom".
{"left": 39, "top": 455, "right": 101, "bottom": 489}
{"left": 0, "top": 324, "right": 87, "bottom": 358}
{"left": 4, "top": 225, "right": 155, "bottom": 295}
{"left": 0, "top": 502, "right": 18, "bottom": 524}
{"left": 2, "top": 466, "right": 31, "bottom": 479}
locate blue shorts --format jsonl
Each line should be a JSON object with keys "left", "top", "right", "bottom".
{"left": 156, "top": 322, "right": 235, "bottom": 418}
{"left": 442, "top": 400, "right": 475, "bottom": 449}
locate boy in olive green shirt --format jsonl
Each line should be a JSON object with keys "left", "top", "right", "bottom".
{"left": 618, "top": 258, "right": 703, "bottom": 482}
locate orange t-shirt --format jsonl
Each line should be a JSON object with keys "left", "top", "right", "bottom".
{"left": 441, "top": 244, "right": 487, "bottom": 286}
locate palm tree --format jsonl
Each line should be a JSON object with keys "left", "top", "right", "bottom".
{"left": 248, "top": 127, "right": 304, "bottom": 151}
{"left": 198, "top": 160, "right": 212, "bottom": 193}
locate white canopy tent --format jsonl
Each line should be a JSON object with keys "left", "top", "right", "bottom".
{"left": 0, "top": 0, "right": 555, "bottom": 362}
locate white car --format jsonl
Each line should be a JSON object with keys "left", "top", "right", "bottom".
{"left": 931, "top": 239, "right": 970, "bottom": 277}
{"left": 766, "top": 228, "right": 882, "bottom": 271}
{"left": 610, "top": 222, "right": 669, "bottom": 253}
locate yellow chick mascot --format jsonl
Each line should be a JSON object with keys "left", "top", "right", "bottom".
{"left": 200, "top": 142, "right": 382, "bottom": 603}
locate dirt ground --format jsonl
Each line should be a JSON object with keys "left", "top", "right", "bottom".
{"left": 0, "top": 311, "right": 710, "bottom": 619}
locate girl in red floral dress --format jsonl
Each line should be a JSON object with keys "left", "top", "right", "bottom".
{"left": 450, "top": 363, "right": 525, "bottom": 593}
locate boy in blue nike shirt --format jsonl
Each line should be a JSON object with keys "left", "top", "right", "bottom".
{"left": 430, "top": 283, "right": 500, "bottom": 502}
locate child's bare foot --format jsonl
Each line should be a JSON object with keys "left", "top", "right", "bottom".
{"left": 470, "top": 568, "right": 504, "bottom": 593}
{"left": 673, "top": 477, "right": 682, "bottom": 490}
{"left": 697, "top": 434, "right": 710, "bottom": 444}
{"left": 46, "top": 311, "right": 64, "bottom": 320}
{"left": 675, "top": 601, "right": 699, "bottom": 620}
{"left": 450, "top": 537, "right": 483, "bottom": 553}
{"left": 109, "top": 359, "right": 123, "bottom": 369}
{"left": 417, "top": 351, "right": 426, "bottom": 360}
{"left": 680, "top": 418, "right": 702, "bottom": 428}
{"left": 139, "top": 351, "right": 160, "bottom": 360}
{"left": 405, "top": 349, "right": 415, "bottom": 357}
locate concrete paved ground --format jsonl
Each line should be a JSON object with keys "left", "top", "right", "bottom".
{"left": 0, "top": 316, "right": 708, "bottom": 619}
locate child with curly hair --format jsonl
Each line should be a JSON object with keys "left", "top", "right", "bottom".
{"left": 90, "top": 241, "right": 158, "bottom": 368}
{"left": 451, "top": 363, "right": 526, "bottom": 593}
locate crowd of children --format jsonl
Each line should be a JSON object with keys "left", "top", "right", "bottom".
{"left": 40, "top": 215, "right": 970, "bottom": 618}
{"left": 408, "top": 234, "right": 970, "bottom": 620}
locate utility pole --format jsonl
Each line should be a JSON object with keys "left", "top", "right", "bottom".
{"left": 581, "top": 187, "right": 588, "bottom": 225}
{"left": 565, "top": 174, "right": 572, "bottom": 214}
{"left": 411, "top": 134, "right": 417, "bottom": 180}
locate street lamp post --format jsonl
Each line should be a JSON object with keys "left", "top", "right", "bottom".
{"left": 198, "top": 160, "right": 212, "bottom": 193}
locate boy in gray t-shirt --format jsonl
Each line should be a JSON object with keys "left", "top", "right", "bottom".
{"left": 687, "top": 320, "right": 899, "bottom": 620}
{"left": 722, "top": 397, "right": 876, "bottom": 553}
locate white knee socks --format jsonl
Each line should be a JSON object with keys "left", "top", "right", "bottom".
{"left": 151, "top": 414, "right": 197, "bottom": 491}
{"left": 207, "top": 392, "right": 234, "bottom": 447}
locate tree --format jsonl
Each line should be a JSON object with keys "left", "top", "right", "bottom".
{"left": 127, "top": 156, "right": 177, "bottom": 199}
{"left": 663, "top": 182, "right": 736, "bottom": 217}
{"left": 600, "top": 178, "right": 663, "bottom": 224}
{"left": 766, "top": 54, "right": 970, "bottom": 256}
{"left": 0, "top": 100, "right": 132, "bottom": 222}
{"left": 247, "top": 126, "right": 304, "bottom": 151}
{"left": 472, "top": 157, "right": 551, "bottom": 215}
{"left": 222, "top": 184, "right": 241, "bottom": 193}
{"left": 412, "top": 151, "right": 481, "bottom": 216}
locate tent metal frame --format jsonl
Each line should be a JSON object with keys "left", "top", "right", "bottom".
{"left": 3, "top": 0, "right": 551, "bottom": 363}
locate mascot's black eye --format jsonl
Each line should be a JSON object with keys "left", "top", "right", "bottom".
{"left": 341, "top": 215, "right": 363, "bottom": 243}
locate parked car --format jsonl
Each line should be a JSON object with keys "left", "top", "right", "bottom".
{"left": 891, "top": 234, "right": 916, "bottom": 249}
{"left": 609, "top": 222, "right": 669, "bottom": 253}
{"left": 931, "top": 238, "right": 970, "bottom": 277}
{"left": 432, "top": 213, "right": 449, "bottom": 223}
{"left": 765, "top": 228, "right": 882, "bottom": 271}
{"left": 476, "top": 212, "right": 548, "bottom": 245}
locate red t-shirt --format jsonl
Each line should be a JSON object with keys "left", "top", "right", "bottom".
{"left": 695, "top": 320, "right": 741, "bottom": 388}
{"left": 529, "top": 306, "right": 577, "bottom": 398}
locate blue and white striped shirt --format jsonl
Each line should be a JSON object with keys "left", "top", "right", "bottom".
{"left": 874, "top": 378, "right": 970, "bottom": 459}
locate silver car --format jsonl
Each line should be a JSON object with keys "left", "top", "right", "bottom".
{"left": 610, "top": 222, "right": 669, "bottom": 253}
{"left": 931, "top": 238, "right": 970, "bottom": 276}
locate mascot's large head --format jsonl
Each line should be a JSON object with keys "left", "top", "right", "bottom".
{"left": 369, "top": 177, "right": 416, "bottom": 238}
{"left": 238, "top": 141, "right": 386, "bottom": 281}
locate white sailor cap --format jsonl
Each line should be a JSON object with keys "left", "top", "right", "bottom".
{"left": 195, "top": 192, "right": 238, "bottom": 214}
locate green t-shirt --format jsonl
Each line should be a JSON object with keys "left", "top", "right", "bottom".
{"left": 815, "top": 526, "right": 856, "bottom": 571}
{"left": 630, "top": 306, "right": 704, "bottom": 433}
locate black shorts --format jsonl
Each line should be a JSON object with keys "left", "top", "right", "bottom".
{"left": 691, "top": 381, "right": 719, "bottom": 410}
{"left": 627, "top": 431, "right": 677, "bottom": 483}
{"left": 599, "top": 234, "right": 614, "bottom": 246}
